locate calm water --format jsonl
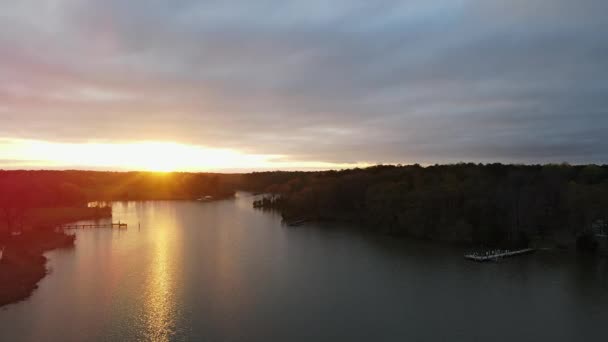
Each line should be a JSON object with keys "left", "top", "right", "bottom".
{"left": 2, "top": 193, "right": 608, "bottom": 341}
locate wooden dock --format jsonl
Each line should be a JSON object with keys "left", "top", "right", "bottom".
{"left": 465, "top": 248, "right": 535, "bottom": 262}
{"left": 59, "top": 222, "right": 128, "bottom": 230}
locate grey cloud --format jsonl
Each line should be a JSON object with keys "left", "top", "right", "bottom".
{"left": 0, "top": 0, "right": 607, "bottom": 165}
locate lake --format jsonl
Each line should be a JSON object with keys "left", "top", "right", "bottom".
{"left": 1, "top": 193, "right": 608, "bottom": 341}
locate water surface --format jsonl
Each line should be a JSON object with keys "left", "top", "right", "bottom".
{"left": 1, "top": 193, "right": 608, "bottom": 341}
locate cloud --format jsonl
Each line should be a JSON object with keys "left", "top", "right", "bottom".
{"left": 0, "top": 0, "right": 607, "bottom": 167}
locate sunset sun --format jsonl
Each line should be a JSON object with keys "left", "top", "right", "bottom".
{"left": 0, "top": 140, "right": 277, "bottom": 172}
{"left": 0, "top": 139, "right": 366, "bottom": 171}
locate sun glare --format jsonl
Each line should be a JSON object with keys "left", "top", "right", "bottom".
{"left": 0, "top": 139, "right": 273, "bottom": 172}
{"left": 0, "top": 138, "right": 370, "bottom": 171}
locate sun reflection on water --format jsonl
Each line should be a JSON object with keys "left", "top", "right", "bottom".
{"left": 142, "top": 208, "right": 178, "bottom": 341}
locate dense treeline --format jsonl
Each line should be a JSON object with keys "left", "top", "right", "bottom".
{"left": 0, "top": 170, "right": 237, "bottom": 205}
{"left": 0, "top": 170, "right": 238, "bottom": 233}
{"left": 3, "top": 165, "right": 608, "bottom": 247}
{"left": 246, "top": 164, "right": 608, "bottom": 247}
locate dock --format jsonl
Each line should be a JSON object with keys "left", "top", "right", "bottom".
{"left": 465, "top": 248, "right": 535, "bottom": 262}
{"left": 58, "top": 222, "right": 128, "bottom": 230}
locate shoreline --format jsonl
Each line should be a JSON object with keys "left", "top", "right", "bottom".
{"left": 279, "top": 215, "right": 582, "bottom": 254}
{"left": 0, "top": 207, "right": 112, "bottom": 308}
{"left": 0, "top": 231, "right": 75, "bottom": 307}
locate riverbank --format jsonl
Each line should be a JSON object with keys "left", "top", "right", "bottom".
{"left": 0, "top": 207, "right": 111, "bottom": 307}
{"left": 278, "top": 213, "right": 584, "bottom": 256}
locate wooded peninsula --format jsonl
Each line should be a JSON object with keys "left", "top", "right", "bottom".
{"left": 245, "top": 164, "right": 608, "bottom": 250}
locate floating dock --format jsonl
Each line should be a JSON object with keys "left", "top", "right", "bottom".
{"left": 58, "top": 222, "right": 128, "bottom": 230}
{"left": 465, "top": 248, "right": 535, "bottom": 262}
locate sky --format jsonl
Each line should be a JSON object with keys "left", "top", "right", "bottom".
{"left": 1, "top": 0, "right": 607, "bottom": 171}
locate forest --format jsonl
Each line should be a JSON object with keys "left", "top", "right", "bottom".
{"left": 0, "top": 170, "right": 237, "bottom": 234}
{"left": 247, "top": 164, "right": 608, "bottom": 248}
{"left": 0, "top": 170, "right": 237, "bottom": 205}
{"left": 2, "top": 164, "right": 608, "bottom": 248}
